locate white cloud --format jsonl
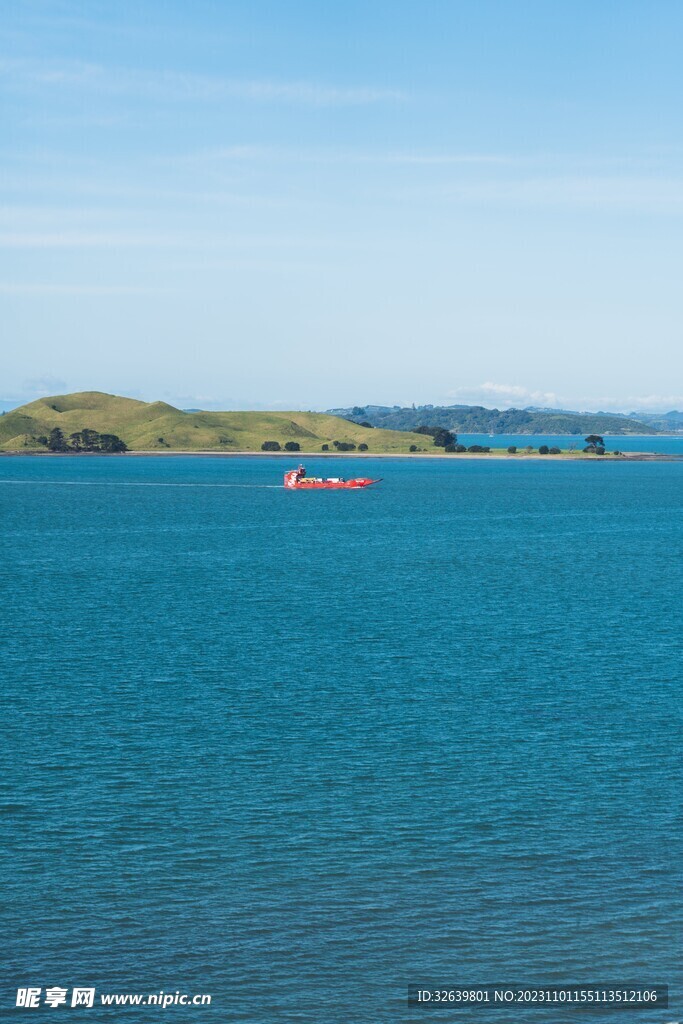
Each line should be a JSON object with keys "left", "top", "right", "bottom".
{"left": 448, "top": 382, "right": 561, "bottom": 407}
{"left": 0, "top": 57, "right": 405, "bottom": 106}
{"left": 446, "top": 383, "right": 683, "bottom": 413}
{"left": 0, "top": 282, "right": 161, "bottom": 294}
{"left": 21, "top": 375, "right": 67, "bottom": 395}
{"left": 0, "top": 232, "right": 173, "bottom": 248}
{"left": 431, "top": 176, "right": 683, "bottom": 213}
{"left": 576, "top": 394, "right": 683, "bottom": 412}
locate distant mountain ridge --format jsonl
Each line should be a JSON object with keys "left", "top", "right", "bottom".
{"left": 327, "top": 404, "right": 661, "bottom": 435}
{"left": 629, "top": 409, "right": 683, "bottom": 432}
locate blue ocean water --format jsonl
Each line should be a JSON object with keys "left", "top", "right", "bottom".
{"left": 1, "top": 455, "right": 681, "bottom": 1023}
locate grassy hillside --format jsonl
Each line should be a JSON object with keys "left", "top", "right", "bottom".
{"left": 0, "top": 392, "right": 431, "bottom": 453}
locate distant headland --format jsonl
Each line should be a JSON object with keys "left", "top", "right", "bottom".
{"left": 327, "top": 404, "right": 681, "bottom": 435}
{"left": 0, "top": 392, "right": 678, "bottom": 460}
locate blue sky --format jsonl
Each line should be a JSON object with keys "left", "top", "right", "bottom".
{"left": 2, "top": 0, "right": 682, "bottom": 411}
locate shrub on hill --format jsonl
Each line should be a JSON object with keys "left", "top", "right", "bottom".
{"left": 321, "top": 444, "right": 329, "bottom": 451}
{"left": 46, "top": 427, "right": 127, "bottom": 453}
{"left": 414, "top": 426, "right": 456, "bottom": 447}
{"left": 409, "top": 444, "right": 418, "bottom": 452}
{"left": 333, "top": 441, "right": 356, "bottom": 451}
{"left": 47, "top": 427, "right": 68, "bottom": 452}
{"left": 98, "top": 434, "right": 128, "bottom": 453}
{"left": 358, "top": 443, "right": 368, "bottom": 451}
{"left": 539, "top": 445, "right": 549, "bottom": 454}
{"left": 261, "top": 441, "right": 281, "bottom": 451}
{"left": 507, "top": 446, "right": 517, "bottom": 453}
{"left": 284, "top": 441, "right": 300, "bottom": 451}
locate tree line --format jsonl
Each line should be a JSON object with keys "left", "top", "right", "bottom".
{"left": 407, "top": 430, "right": 614, "bottom": 455}
{"left": 261, "top": 440, "right": 370, "bottom": 452}
{"left": 41, "top": 428, "right": 128, "bottom": 453}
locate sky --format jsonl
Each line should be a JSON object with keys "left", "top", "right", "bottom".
{"left": 2, "top": 0, "right": 682, "bottom": 412}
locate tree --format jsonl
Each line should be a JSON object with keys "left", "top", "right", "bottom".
{"left": 525, "top": 445, "right": 534, "bottom": 454}
{"left": 414, "top": 426, "right": 456, "bottom": 445}
{"left": 585, "top": 434, "right": 604, "bottom": 448}
{"left": 359, "top": 421, "right": 373, "bottom": 429}
{"left": 358, "top": 443, "right": 368, "bottom": 451}
{"left": 261, "top": 441, "right": 281, "bottom": 451}
{"left": 549, "top": 447, "right": 561, "bottom": 454}
{"left": 595, "top": 445, "right": 606, "bottom": 455}
{"left": 444, "top": 443, "right": 456, "bottom": 452}
{"left": 507, "top": 446, "right": 517, "bottom": 454}
{"left": 98, "top": 434, "right": 127, "bottom": 452}
{"left": 454, "top": 444, "right": 467, "bottom": 452}
{"left": 539, "top": 445, "right": 549, "bottom": 455}
{"left": 284, "top": 441, "right": 300, "bottom": 452}
{"left": 69, "top": 428, "right": 100, "bottom": 451}
{"left": 430, "top": 429, "right": 455, "bottom": 448}
{"left": 468, "top": 444, "right": 486, "bottom": 452}
{"left": 352, "top": 406, "right": 366, "bottom": 416}
{"left": 47, "top": 427, "right": 67, "bottom": 452}
{"left": 409, "top": 444, "right": 418, "bottom": 452}
{"left": 321, "top": 444, "right": 329, "bottom": 451}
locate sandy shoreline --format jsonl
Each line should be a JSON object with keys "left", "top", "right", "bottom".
{"left": 1, "top": 450, "right": 677, "bottom": 461}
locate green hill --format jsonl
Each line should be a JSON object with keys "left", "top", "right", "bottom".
{"left": 0, "top": 392, "right": 431, "bottom": 453}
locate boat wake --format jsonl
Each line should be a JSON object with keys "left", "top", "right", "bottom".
{"left": 0, "top": 480, "right": 285, "bottom": 489}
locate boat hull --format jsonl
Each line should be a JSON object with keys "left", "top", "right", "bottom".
{"left": 288, "top": 479, "right": 379, "bottom": 489}
{"left": 284, "top": 466, "right": 380, "bottom": 489}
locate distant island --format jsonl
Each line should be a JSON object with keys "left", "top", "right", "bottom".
{"left": 0, "top": 392, "right": 676, "bottom": 459}
{"left": 327, "top": 404, "right": 672, "bottom": 435}
{"left": 0, "top": 392, "right": 429, "bottom": 454}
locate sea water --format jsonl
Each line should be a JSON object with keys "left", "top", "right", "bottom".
{"left": 1, "top": 455, "right": 681, "bottom": 1023}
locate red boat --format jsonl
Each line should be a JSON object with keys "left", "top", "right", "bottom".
{"left": 284, "top": 465, "right": 380, "bottom": 490}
